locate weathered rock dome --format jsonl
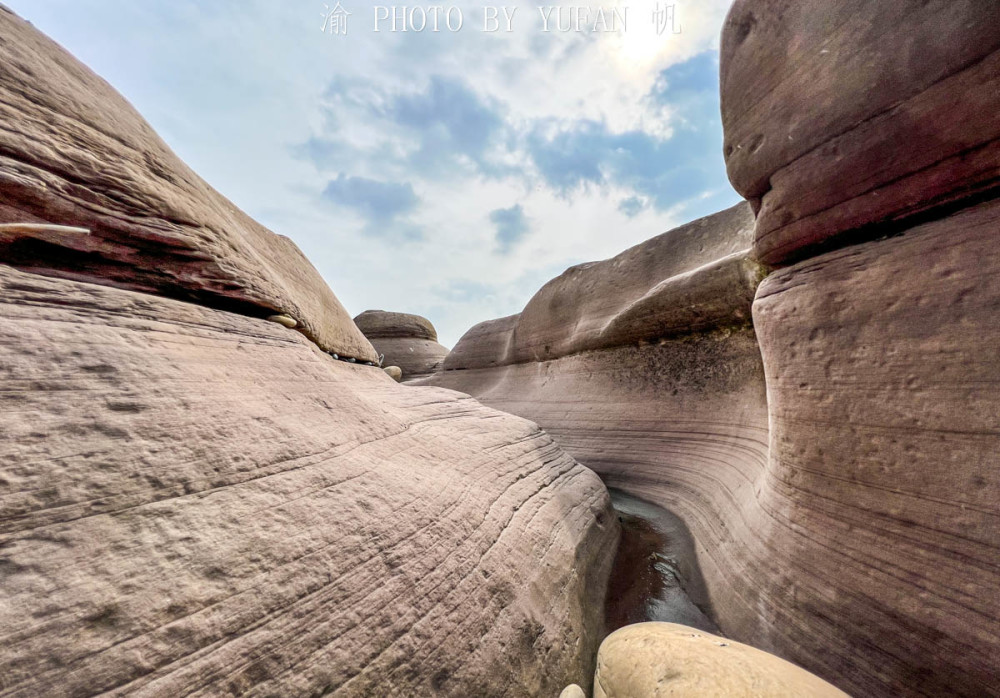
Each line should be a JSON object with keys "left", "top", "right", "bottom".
{"left": 354, "top": 310, "right": 450, "bottom": 381}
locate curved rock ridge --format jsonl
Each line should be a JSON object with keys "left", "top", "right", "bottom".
{"left": 593, "top": 623, "right": 848, "bottom": 698}
{"left": 423, "top": 207, "right": 1000, "bottom": 694}
{"left": 0, "top": 263, "right": 618, "bottom": 697}
{"left": 419, "top": 206, "right": 775, "bottom": 681}
{"left": 440, "top": 314, "right": 520, "bottom": 371}
{"left": 0, "top": 6, "right": 376, "bottom": 362}
{"left": 509, "top": 204, "right": 755, "bottom": 363}
{"left": 422, "top": 327, "right": 771, "bottom": 672}
{"left": 440, "top": 203, "right": 757, "bottom": 372}
{"left": 354, "top": 310, "right": 450, "bottom": 381}
{"left": 722, "top": 0, "right": 1000, "bottom": 266}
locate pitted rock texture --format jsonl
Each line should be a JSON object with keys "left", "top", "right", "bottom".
{"left": 0, "top": 6, "right": 376, "bottom": 362}
{"left": 751, "top": 198, "right": 1000, "bottom": 698}
{"left": 721, "top": 0, "right": 1000, "bottom": 266}
{"left": 0, "top": 264, "right": 618, "bottom": 697}
{"left": 593, "top": 623, "right": 848, "bottom": 698}
{"left": 354, "top": 310, "right": 450, "bottom": 381}
{"left": 423, "top": 197, "right": 1000, "bottom": 695}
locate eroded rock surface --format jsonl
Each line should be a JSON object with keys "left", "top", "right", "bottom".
{"left": 0, "top": 8, "right": 618, "bottom": 696}
{"left": 508, "top": 203, "right": 757, "bottom": 363}
{"left": 0, "top": 5, "right": 376, "bottom": 362}
{"left": 721, "top": 0, "right": 1000, "bottom": 266}
{"left": 719, "top": 2, "right": 1000, "bottom": 695}
{"left": 422, "top": 191, "right": 1000, "bottom": 695}
{"left": 0, "top": 265, "right": 618, "bottom": 697}
{"left": 419, "top": 206, "right": 773, "bottom": 680}
{"left": 354, "top": 310, "right": 450, "bottom": 381}
{"left": 594, "top": 623, "right": 848, "bottom": 698}
{"left": 749, "top": 199, "right": 1000, "bottom": 697}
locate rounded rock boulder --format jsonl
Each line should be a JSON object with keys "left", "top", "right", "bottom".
{"left": 354, "top": 310, "right": 450, "bottom": 381}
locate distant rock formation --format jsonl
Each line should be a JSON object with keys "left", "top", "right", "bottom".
{"left": 421, "top": 2, "right": 1000, "bottom": 694}
{"left": 354, "top": 310, "right": 450, "bottom": 381}
{"left": 0, "top": 8, "right": 617, "bottom": 696}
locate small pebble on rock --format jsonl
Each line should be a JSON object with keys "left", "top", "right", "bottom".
{"left": 267, "top": 314, "right": 297, "bottom": 329}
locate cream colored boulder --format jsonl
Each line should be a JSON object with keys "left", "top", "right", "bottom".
{"left": 594, "top": 623, "right": 849, "bottom": 698}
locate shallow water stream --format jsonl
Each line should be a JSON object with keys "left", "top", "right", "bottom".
{"left": 604, "top": 488, "right": 720, "bottom": 635}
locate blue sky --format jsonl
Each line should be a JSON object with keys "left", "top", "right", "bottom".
{"left": 9, "top": 0, "right": 739, "bottom": 347}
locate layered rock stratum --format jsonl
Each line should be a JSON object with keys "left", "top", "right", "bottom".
{"left": 421, "top": 2, "right": 1000, "bottom": 695}
{"left": 0, "top": 7, "right": 617, "bottom": 696}
{"left": 721, "top": 0, "right": 1000, "bottom": 266}
{"left": 354, "top": 310, "right": 450, "bottom": 381}
{"left": 0, "top": 5, "right": 374, "bottom": 363}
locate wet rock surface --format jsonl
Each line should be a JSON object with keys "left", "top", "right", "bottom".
{"left": 604, "top": 489, "right": 718, "bottom": 636}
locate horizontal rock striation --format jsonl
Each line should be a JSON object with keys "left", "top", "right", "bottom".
{"left": 419, "top": 205, "right": 776, "bottom": 674}
{"left": 354, "top": 310, "right": 450, "bottom": 381}
{"left": 750, "top": 199, "right": 1000, "bottom": 697}
{"left": 0, "top": 264, "right": 617, "bottom": 697}
{"left": 0, "top": 9, "right": 619, "bottom": 696}
{"left": 721, "top": 2, "right": 1000, "bottom": 695}
{"left": 722, "top": 0, "right": 1000, "bottom": 267}
{"left": 0, "top": 5, "right": 375, "bottom": 362}
{"left": 425, "top": 114, "right": 1000, "bottom": 698}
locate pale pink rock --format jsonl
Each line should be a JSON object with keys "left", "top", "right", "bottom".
{"left": 0, "top": 5, "right": 376, "bottom": 361}
{"left": 0, "top": 265, "right": 618, "bottom": 697}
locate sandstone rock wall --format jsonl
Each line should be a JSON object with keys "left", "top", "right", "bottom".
{"left": 354, "top": 310, "right": 450, "bottom": 381}
{"left": 0, "top": 9, "right": 618, "bottom": 696}
{"left": 419, "top": 206, "right": 776, "bottom": 677}
{"left": 0, "top": 6, "right": 376, "bottom": 362}
{"left": 750, "top": 200, "right": 1000, "bottom": 697}
{"left": 0, "top": 266, "right": 617, "bottom": 697}
{"left": 721, "top": 0, "right": 1000, "bottom": 266}
{"left": 723, "top": 2, "right": 1000, "bottom": 695}
{"left": 507, "top": 204, "right": 757, "bottom": 363}
{"left": 422, "top": 4, "right": 1000, "bottom": 690}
